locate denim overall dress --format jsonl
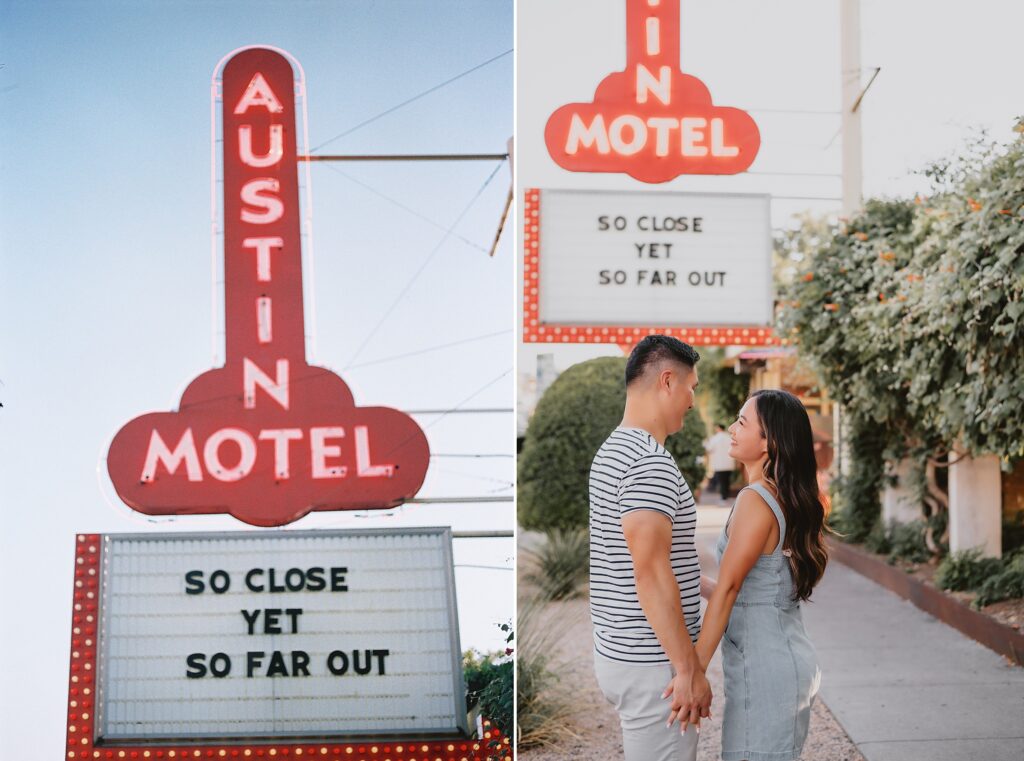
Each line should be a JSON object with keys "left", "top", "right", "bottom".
{"left": 714, "top": 483, "right": 821, "bottom": 761}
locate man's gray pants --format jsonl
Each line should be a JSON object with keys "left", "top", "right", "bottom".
{"left": 594, "top": 652, "right": 700, "bottom": 761}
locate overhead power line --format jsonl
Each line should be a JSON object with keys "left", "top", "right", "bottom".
{"left": 406, "top": 408, "right": 512, "bottom": 415}
{"left": 378, "top": 368, "right": 513, "bottom": 460}
{"left": 346, "top": 329, "right": 511, "bottom": 370}
{"left": 301, "top": 153, "right": 508, "bottom": 162}
{"left": 406, "top": 496, "right": 512, "bottom": 504}
{"left": 311, "top": 49, "right": 513, "bottom": 152}
{"left": 342, "top": 162, "right": 505, "bottom": 369}
{"left": 430, "top": 453, "right": 514, "bottom": 458}
{"left": 321, "top": 163, "right": 489, "bottom": 252}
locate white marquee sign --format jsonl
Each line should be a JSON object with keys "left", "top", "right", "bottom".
{"left": 534, "top": 188, "right": 772, "bottom": 327}
{"left": 93, "top": 528, "right": 466, "bottom": 741}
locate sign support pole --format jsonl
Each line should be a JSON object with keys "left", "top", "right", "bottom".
{"left": 834, "top": 0, "right": 864, "bottom": 480}
{"left": 840, "top": 0, "right": 863, "bottom": 218}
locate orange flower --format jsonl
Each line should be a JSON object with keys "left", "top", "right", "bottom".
{"left": 879, "top": 251, "right": 896, "bottom": 262}
{"left": 999, "top": 209, "right": 1013, "bottom": 215}
{"left": 906, "top": 273, "right": 923, "bottom": 282}
{"left": 824, "top": 303, "right": 839, "bottom": 312}
{"left": 802, "top": 272, "right": 814, "bottom": 282}
{"left": 854, "top": 232, "right": 869, "bottom": 241}
{"left": 878, "top": 293, "right": 887, "bottom": 302}
{"left": 967, "top": 197, "right": 982, "bottom": 211}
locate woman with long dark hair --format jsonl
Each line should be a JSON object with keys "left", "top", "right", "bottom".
{"left": 686, "top": 389, "right": 828, "bottom": 761}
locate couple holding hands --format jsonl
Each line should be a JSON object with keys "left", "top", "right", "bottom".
{"left": 589, "top": 336, "right": 829, "bottom": 761}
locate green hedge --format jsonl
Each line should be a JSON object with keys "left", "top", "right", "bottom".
{"left": 519, "top": 356, "right": 707, "bottom": 531}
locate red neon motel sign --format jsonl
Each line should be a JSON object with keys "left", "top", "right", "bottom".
{"left": 544, "top": 0, "right": 761, "bottom": 183}
{"left": 107, "top": 49, "right": 429, "bottom": 527}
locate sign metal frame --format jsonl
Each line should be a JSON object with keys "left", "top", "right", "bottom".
{"left": 522, "top": 187, "right": 781, "bottom": 347}
{"left": 65, "top": 531, "right": 509, "bottom": 761}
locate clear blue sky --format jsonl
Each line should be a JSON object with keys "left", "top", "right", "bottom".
{"left": 0, "top": 2, "right": 513, "bottom": 757}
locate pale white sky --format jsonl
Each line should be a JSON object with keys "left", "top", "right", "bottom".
{"left": 516, "top": 0, "right": 1024, "bottom": 395}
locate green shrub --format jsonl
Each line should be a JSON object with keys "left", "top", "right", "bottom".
{"left": 464, "top": 649, "right": 504, "bottom": 712}
{"left": 464, "top": 623, "right": 513, "bottom": 745}
{"left": 975, "top": 551, "right": 1024, "bottom": 607}
{"left": 886, "top": 520, "right": 931, "bottom": 564}
{"left": 477, "top": 660, "right": 513, "bottom": 745}
{"left": 518, "top": 356, "right": 706, "bottom": 531}
{"left": 864, "top": 519, "right": 891, "bottom": 555}
{"left": 936, "top": 549, "right": 1003, "bottom": 591}
{"left": 859, "top": 519, "right": 932, "bottom": 563}
{"left": 523, "top": 527, "right": 589, "bottom": 600}
{"left": 827, "top": 417, "right": 887, "bottom": 543}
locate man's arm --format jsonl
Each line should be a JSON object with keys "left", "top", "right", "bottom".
{"left": 622, "top": 511, "right": 711, "bottom": 732}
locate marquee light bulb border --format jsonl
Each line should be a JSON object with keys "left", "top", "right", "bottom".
{"left": 65, "top": 536, "right": 510, "bottom": 761}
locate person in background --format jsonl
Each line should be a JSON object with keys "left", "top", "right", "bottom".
{"left": 703, "top": 423, "right": 735, "bottom": 504}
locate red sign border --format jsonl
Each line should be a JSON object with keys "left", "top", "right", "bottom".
{"left": 65, "top": 534, "right": 512, "bottom": 761}
{"left": 521, "top": 188, "right": 781, "bottom": 347}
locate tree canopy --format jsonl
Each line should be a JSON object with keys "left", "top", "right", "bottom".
{"left": 781, "top": 130, "right": 1024, "bottom": 463}
{"left": 778, "top": 127, "right": 1024, "bottom": 537}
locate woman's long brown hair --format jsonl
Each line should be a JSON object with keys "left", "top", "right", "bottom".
{"left": 752, "top": 389, "right": 829, "bottom": 601}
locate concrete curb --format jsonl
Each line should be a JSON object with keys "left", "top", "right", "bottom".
{"left": 828, "top": 539, "right": 1024, "bottom": 665}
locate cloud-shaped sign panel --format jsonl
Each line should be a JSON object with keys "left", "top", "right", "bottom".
{"left": 544, "top": 0, "right": 760, "bottom": 184}
{"left": 107, "top": 364, "right": 430, "bottom": 527}
{"left": 106, "top": 48, "right": 430, "bottom": 527}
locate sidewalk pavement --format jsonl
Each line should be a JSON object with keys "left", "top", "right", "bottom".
{"left": 695, "top": 504, "right": 1024, "bottom": 761}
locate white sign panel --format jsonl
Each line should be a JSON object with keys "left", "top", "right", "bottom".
{"left": 537, "top": 189, "right": 772, "bottom": 326}
{"left": 95, "top": 529, "right": 466, "bottom": 741}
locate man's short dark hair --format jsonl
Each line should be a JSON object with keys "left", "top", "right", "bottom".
{"left": 624, "top": 335, "right": 700, "bottom": 386}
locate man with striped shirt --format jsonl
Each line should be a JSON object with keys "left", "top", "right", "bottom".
{"left": 590, "top": 335, "right": 710, "bottom": 761}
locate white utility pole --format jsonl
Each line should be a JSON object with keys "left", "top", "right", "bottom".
{"left": 840, "top": 0, "right": 863, "bottom": 217}
{"left": 835, "top": 0, "right": 863, "bottom": 477}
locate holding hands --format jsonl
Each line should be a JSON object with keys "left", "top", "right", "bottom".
{"left": 662, "top": 663, "right": 712, "bottom": 735}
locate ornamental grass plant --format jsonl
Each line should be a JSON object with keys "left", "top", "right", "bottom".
{"left": 522, "top": 527, "right": 589, "bottom": 600}
{"left": 515, "top": 589, "right": 581, "bottom": 749}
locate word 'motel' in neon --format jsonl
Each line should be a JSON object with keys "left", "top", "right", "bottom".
{"left": 545, "top": 0, "right": 760, "bottom": 183}
{"left": 107, "top": 49, "right": 430, "bottom": 527}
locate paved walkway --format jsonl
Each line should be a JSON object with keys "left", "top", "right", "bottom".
{"left": 696, "top": 505, "right": 1024, "bottom": 761}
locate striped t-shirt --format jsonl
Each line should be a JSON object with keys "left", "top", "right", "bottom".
{"left": 589, "top": 427, "right": 701, "bottom": 663}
